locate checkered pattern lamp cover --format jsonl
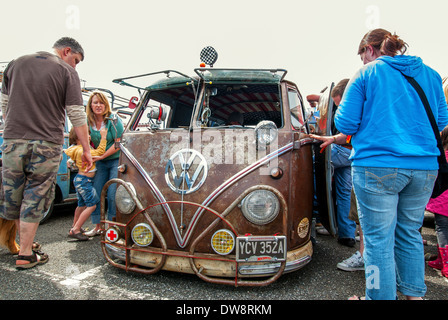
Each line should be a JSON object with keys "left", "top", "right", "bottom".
{"left": 200, "top": 46, "right": 218, "bottom": 67}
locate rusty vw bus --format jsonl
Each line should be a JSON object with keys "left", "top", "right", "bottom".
{"left": 101, "top": 49, "right": 335, "bottom": 286}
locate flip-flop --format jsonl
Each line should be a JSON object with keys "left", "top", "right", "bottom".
{"left": 16, "top": 251, "right": 49, "bottom": 270}
{"left": 68, "top": 230, "right": 89, "bottom": 241}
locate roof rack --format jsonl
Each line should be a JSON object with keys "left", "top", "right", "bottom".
{"left": 194, "top": 68, "right": 288, "bottom": 82}
{"left": 112, "top": 70, "right": 194, "bottom": 91}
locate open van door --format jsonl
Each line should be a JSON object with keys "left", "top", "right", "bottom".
{"left": 313, "top": 84, "right": 337, "bottom": 236}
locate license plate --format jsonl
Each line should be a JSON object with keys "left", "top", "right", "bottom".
{"left": 236, "top": 235, "right": 287, "bottom": 262}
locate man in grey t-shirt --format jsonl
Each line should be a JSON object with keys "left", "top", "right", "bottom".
{"left": 0, "top": 37, "right": 92, "bottom": 269}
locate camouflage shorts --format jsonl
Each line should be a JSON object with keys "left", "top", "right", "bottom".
{"left": 0, "top": 139, "right": 62, "bottom": 223}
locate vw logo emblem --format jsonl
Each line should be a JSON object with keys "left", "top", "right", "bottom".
{"left": 165, "top": 149, "right": 208, "bottom": 194}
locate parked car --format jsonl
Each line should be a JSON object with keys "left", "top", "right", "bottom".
{"left": 99, "top": 48, "right": 336, "bottom": 286}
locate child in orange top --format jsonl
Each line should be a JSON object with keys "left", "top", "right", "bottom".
{"left": 64, "top": 127, "right": 107, "bottom": 241}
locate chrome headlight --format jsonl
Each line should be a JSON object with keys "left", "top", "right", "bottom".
{"left": 241, "top": 190, "right": 280, "bottom": 225}
{"left": 211, "top": 229, "right": 235, "bottom": 255}
{"left": 132, "top": 223, "right": 154, "bottom": 247}
{"left": 254, "top": 120, "right": 278, "bottom": 150}
{"left": 115, "top": 183, "right": 136, "bottom": 215}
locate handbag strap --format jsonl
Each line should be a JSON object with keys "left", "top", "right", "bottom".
{"left": 402, "top": 74, "right": 447, "bottom": 167}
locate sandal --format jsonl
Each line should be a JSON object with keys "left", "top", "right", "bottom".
{"left": 68, "top": 230, "right": 89, "bottom": 241}
{"left": 16, "top": 251, "right": 49, "bottom": 270}
{"left": 84, "top": 228, "right": 103, "bottom": 237}
{"left": 12, "top": 242, "right": 41, "bottom": 255}
{"left": 32, "top": 242, "right": 42, "bottom": 252}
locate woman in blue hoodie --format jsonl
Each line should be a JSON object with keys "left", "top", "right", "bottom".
{"left": 335, "top": 29, "right": 448, "bottom": 300}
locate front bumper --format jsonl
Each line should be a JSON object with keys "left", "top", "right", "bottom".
{"left": 100, "top": 179, "right": 312, "bottom": 286}
{"left": 104, "top": 240, "right": 312, "bottom": 285}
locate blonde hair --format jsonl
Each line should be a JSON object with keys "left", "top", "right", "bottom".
{"left": 86, "top": 91, "right": 112, "bottom": 127}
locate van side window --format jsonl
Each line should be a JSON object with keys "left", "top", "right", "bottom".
{"left": 288, "top": 89, "right": 304, "bottom": 130}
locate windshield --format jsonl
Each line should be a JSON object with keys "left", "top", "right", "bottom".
{"left": 125, "top": 70, "right": 284, "bottom": 131}
{"left": 130, "top": 82, "right": 196, "bottom": 130}
{"left": 198, "top": 83, "right": 282, "bottom": 128}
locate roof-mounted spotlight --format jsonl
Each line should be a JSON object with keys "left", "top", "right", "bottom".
{"left": 200, "top": 46, "right": 218, "bottom": 67}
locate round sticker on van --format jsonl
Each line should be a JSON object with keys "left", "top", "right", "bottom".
{"left": 297, "top": 217, "right": 309, "bottom": 238}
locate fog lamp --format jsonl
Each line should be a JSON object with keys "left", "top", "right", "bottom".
{"left": 200, "top": 46, "right": 218, "bottom": 67}
{"left": 132, "top": 223, "right": 154, "bottom": 247}
{"left": 211, "top": 229, "right": 235, "bottom": 255}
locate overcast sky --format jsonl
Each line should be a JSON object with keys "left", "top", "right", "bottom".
{"left": 2, "top": 0, "right": 447, "bottom": 105}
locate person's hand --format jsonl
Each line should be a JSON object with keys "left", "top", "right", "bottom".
{"left": 100, "top": 128, "right": 108, "bottom": 139}
{"left": 92, "top": 155, "right": 103, "bottom": 162}
{"left": 82, "top": 150, "right": 93, "bottom": 172}
{"left": 309, "top": 134, "right": 335, "bottom": 152}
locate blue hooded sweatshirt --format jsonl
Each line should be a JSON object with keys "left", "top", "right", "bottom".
{"left": 334, "top": 55, "right": 448, "bottom": 170}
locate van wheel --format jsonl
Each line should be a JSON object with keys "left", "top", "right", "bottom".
{"left": 39, "top": 201, "right": 55, "bottom": 224}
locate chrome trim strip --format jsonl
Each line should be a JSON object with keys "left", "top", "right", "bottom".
{"left": 238, "top": 255, "right": 311, "bottom": 275}
{"left": 182, "top": 142, "right": 294, "bottom": 245}
{"left": 120, "top": 145, "right": 183, "bottom": 245}
{"left": 120, "top": 142, "right": 294, "bottom": 248}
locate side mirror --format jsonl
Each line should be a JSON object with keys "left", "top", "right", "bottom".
{"left": 147, "top": 105, "right": 168, "bottom": 123}
{"left": 105, "top": 114, "right": 121, "bottom": 149}
{"left": 129, "top": 96, "right": 138, "bottom": 109}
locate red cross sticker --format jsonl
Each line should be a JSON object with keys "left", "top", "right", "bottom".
{"left": 106, "top": 229, "right": 118, "bottom": 242}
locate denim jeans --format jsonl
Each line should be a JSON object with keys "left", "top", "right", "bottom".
{"left": 332, "top": 145, "right": 356, "bottom": 239}
{"left": 434, "top": 214, "right": 448, "bottom": 248}
{"left": 352, "top": 166, "right": 437, "bottom": 300}
{"left": 91, "top": 158, "right": 119, "bottom": 224}
{"left": 74, "top": 174, "right": 98, "bottom": 207}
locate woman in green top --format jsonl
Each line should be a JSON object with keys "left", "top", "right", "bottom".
{"left": 84, "top": 91, "right": 124, "bottom": 236}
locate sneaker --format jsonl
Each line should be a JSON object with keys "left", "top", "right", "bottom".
{"left": 337, "top": 251, "right": 364, "bottom": 271}
{"left": 316, "top": 226, "right": 330, "bottom": 235}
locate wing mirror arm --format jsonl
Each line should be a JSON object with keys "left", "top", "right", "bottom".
{"left": 105, "top": 114, "right": 122, "bottom": 149}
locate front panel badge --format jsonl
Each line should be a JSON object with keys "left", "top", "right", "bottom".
{"left": 165, "top": 149, "right": 208, "bottom": 194}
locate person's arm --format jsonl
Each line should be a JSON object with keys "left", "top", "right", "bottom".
{"left": 1, "top": 93, "right": 8, "bottom": 121}
{"left": 309, "top": 133, "right": 348, "bottom": 151}
{"left": 334, "top": 73, "right": 365, "bottom": 136}
{"left": 67, "top": 104, "right": 93, "bottom": 171}
{"left": 91, "top": 128, "right": 108, "bottom": 157}
{"left": 73, "top": 124, "right": 93, "bottom": 172}
{"left": 436, "top": 81, "right": 448, "bottom": 131}
{"left": 94, "top": 117, "right": 123, "bottom": 161}
{"left": 94, "top": 143, "right": 119, "bottom": 161}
